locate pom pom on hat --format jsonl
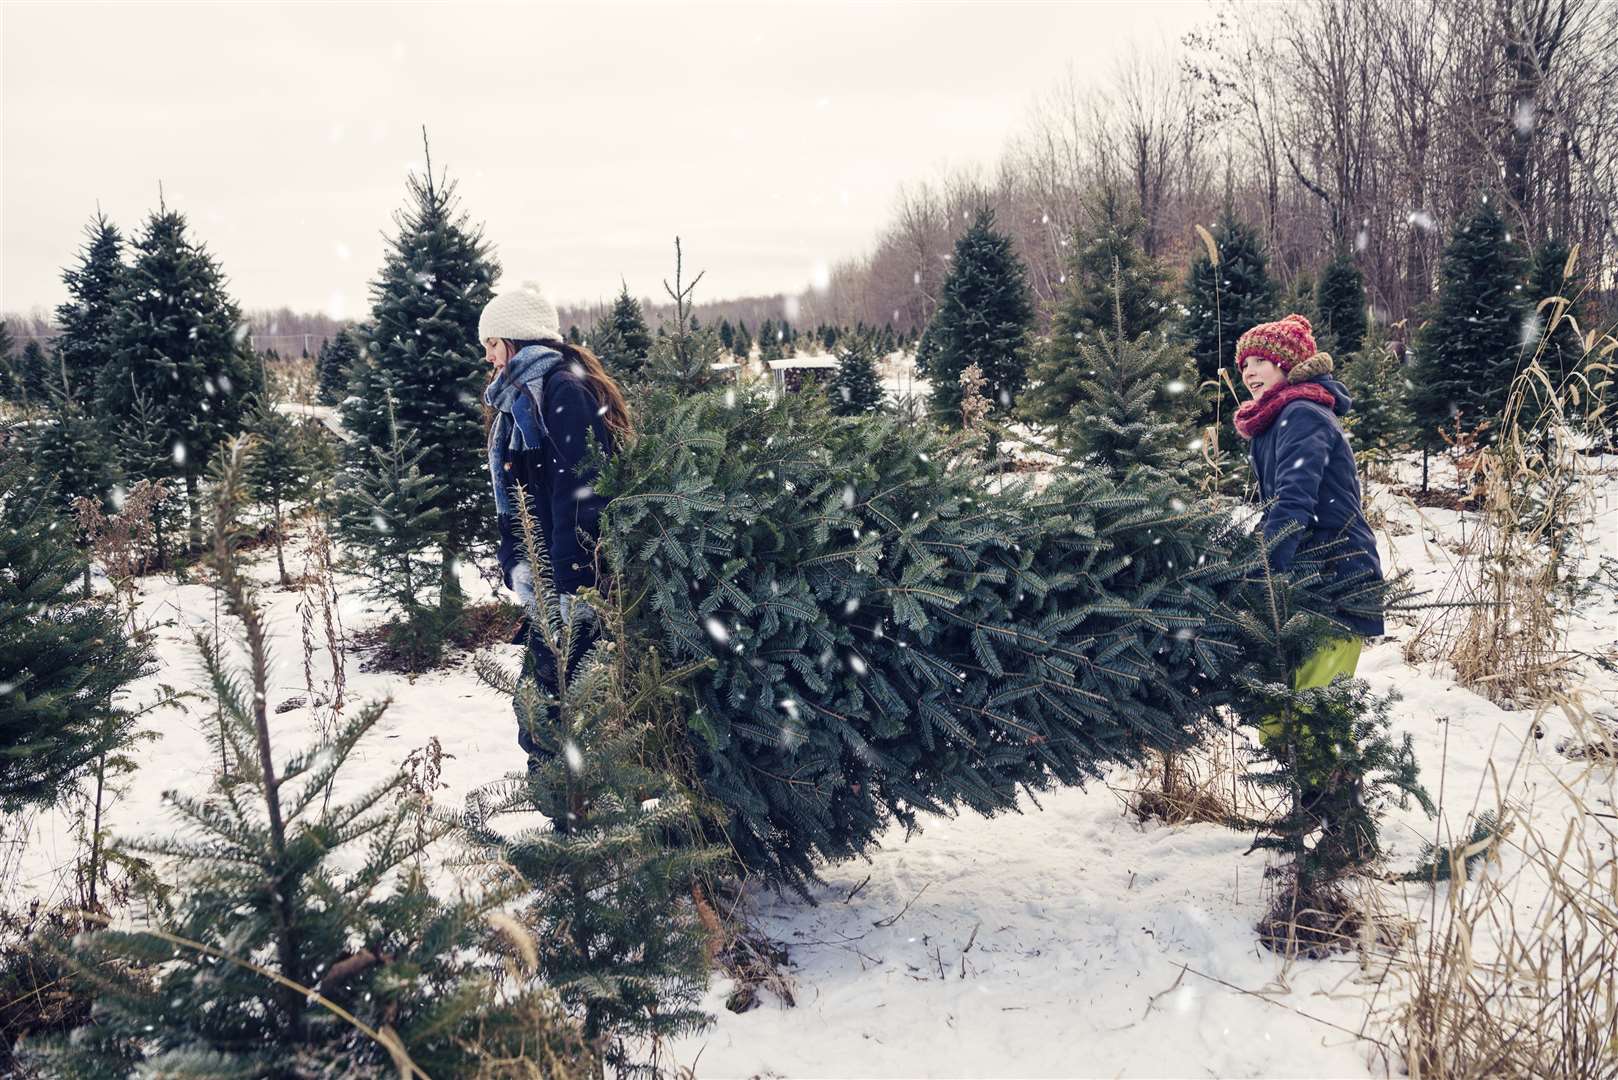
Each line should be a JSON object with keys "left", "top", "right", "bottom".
{"left": 1235, "top": 313, "right": 1319, "bottom": 374}
{"left": 479, "top": 280, "right": 561, "bottom": 344}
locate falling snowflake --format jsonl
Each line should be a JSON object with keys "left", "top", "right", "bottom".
{"left": 563, "top": 741, "right": 584, "bottom": 774}
{"left": 704, "top": 617, "right": 730, "bottom": 644}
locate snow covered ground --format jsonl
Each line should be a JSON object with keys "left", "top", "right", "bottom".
{"left": 13, "top": 454, "right": 1618, "bottom": 1079}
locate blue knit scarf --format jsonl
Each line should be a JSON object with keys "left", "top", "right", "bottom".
{"left": 484, "top": 345, "right": 564, "bottom": 515}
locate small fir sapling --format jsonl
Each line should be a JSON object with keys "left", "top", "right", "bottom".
{"left": 335, "top": 393, "right": 451, "bottom": 670}
{"left": 243, "top": 394, "right": 317, "bottom": 586}
{"left": 1226, "top": 538, "right": 1431, "bottom": 957}
{"left": 25, "top": 438, "right": 594, "bottom": 1079}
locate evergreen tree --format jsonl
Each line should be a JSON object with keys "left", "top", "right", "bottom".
{"left": 97, "top": 202, "right": 258, "bottom": 553}
{"left": 718, "top": 317, "right": 735, "bottom": 355}
{"left": 346, "top": 137, "right": 499, "bottom": 610}
{"left": 1524, "top": 236, "right": 1588, "bottom": 390}
{"left": 1031, "top": 264, "right": 1191, "bottom": 471}
{"left": 1314, "top": 253, "right": 1368, "bottom": 358}
{"left": 1339, "top": 321, "right": 1412, "bottom": 474}
{"left": 53, "top": 212, "right": 126, "bottom": 405}
{"left": 314, "top": 331, "right": 359, "bottom": 406}
{"left": 757, "top": 318, "right": 782, "bottom": 363}
{"left": 465, "top": 520, "right": 718, "bottom": 1070}
{"left": 922, "top": 207, "right": 1034, "bottom": 426}
{"left": 1060, "top": 191, "right": 1173, "bottom": 342}
{"left": 117, "top": 385, "right": 185, "bottom": 567}
{"left": 32, "top": 370, "right": 120, "bottom": 595}
{"left": 1226, "top": 563, "right": 1431, "bottom": 957}
{"left": 733, "top": 319, "right": 752, "bottom": 361}
{"left": 597, "top": 386, "right": 1286, "bottom": 892}
{"left": 335, "top": 396, "right": 449, "bottom": 670}
{"left": 1020, "top": 200, "right": 1176, "bottom": 437}
{"left": 1408, "top": 197, "right": 1529, "bottom": 454}
{"left": 0, "top": 444, "right": 151, "bottom": 813}
{"left": 1183, "top": 212, "right": 1277, "bottom": 427}
{"left": 243, "top": 396, "right": 315, "bottom": 586}
{"left": 26, "top": 443, "right": 592, "bottom": 1077}
{"left": 18, "top": 341, "right": 52, "bottom": 409}
{"left": 589, "top": 282, "right": 654, "bottom": 380}
{"left": 565, "top": 323, "right": 583, "bottom": 345}
{"left": 0, "top": 321, "right": 12, "bottom": 403}
{"left": 641, "top": 239, "right": 726, "bottom": 394}
{"left": 1284, "top": 270, "right": 1318, "bottom": 330}
{"left": 829, "top": 332, "right": 884, "bottom": 416}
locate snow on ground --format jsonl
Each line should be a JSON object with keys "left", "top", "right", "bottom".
{"left": 14, "top": 454, "right": 1618, "bottom": 1079}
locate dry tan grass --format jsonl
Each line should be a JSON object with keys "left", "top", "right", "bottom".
{"left": 1379, "top": 698, "right": 1618, "bottom": 1078}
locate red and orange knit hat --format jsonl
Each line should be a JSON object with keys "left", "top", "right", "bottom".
{"left": 1235, "top": 314, "right": 1318, "bottom": 374}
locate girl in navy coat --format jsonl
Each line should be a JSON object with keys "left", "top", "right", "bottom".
{"left": 479, "top": 281, "right": 633, "bottom": 767}
{"left": 1233, "top": 313, "right": 1384, "bottom": 699}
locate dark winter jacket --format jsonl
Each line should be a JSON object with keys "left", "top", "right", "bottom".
{"left": 1248, "top": 373, "right": 1385, "bottom": 637}
{"left": 493, "top": 362, "right": 615, "bottom": 598}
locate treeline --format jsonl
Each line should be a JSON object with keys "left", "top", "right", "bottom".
{"left": 794, "top": 0, "right": 1618, "bottom": 335}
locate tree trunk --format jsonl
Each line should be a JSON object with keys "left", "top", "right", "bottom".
{"left": 185, "top": 472, "right": 203, "bottom": 554}
{"left": 273, "top": 497, "right": 288, "bottom": 587}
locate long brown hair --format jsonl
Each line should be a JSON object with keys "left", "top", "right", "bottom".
{"left": 484, "top": 338, "right": 635, "bottom": 445}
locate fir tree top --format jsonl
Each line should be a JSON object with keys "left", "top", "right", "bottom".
{"left": 54, "top": 211, "right": 125, "bottom": 406}
{"left": 352, "top": 135, "right": 500, "bottom": 563}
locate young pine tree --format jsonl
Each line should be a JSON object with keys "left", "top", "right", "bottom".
{"left": 641, "top": 240, "right": 726, "bottom": 394}
{"left": 1408, "top": 197, "right": 1529, "bottom": 463}
{"left": 829, "top": 332, "right": 884, "bottom": 416}
{"left": 1183, "top": 212, "right": 1277, "bottom": 428}
{"left": 0, "top": 321, "right": 13, "bottom": 404}
{"left": 348, "top": 136, "right": 499, "bottom": 612}
{"left": 1020, "top": 198, "right": 1176, "bottom": 439}
{"left": 26, "top": 441, "right": 593, "bottom": 1078}
{"left": 1045, "top": 263, "right": 1191, "bottom": 475}
{"left": 1524, "top": 236, "right": 1589, "bottom": 392}
{"left": 588, "top": 282, "right": 654, "bottom": 381}
{"left": 923, "top": 207, "right": 1034, "bottom": 426}
{"left": 0, "top": 443, "right": 151, "bottom": 814}
{"left": 732, "top": 318, "right": 752, "bottom": 362}
{"left": 336, "top": 396, "right": 450, "bottom": 670}
{"left": 1314, "top": 253, "right": 1367, "bottom": 359}
{"left": 17, "top": 341, "right": 52, "bottom": 411}
{"left": 756, "top": 318, "right": 783, "bottom": 363}
{"left": 243, "top": 396, "right": 316, "bottom": 586}
{"left": 97, "top": 202, "right": 259, "bottom": 553}
{"left": 465, "top": 510, "right": 719, "bottom": 1073}
{"left": 54, "top": 211, "right": 127, "bottom": 405}
{"left": 1339, "top": 321, "right": 1412, "bottom": 476}
{"left": 31, "top": 369, "right": 120, "bottom": 596}
{"left": 314, "top": 330, "right": 360, "bottom": 406}
{"left": 1228, "top": 560, "right": 1431, "bottom": 957}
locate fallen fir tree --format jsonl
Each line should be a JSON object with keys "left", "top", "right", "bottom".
{"left": 592, "top": 386, "right": 1339, "bottom": 893}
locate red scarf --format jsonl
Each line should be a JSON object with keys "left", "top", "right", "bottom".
{"left": 1233, "top": 381, "right": 1337, "bottom": 440}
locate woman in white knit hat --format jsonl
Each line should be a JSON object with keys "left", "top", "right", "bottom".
{"left": 479, "top": 280, "right": 633, "bottom": 769}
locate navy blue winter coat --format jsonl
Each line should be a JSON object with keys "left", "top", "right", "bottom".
{"left": 1248, "top": 375, "right": 1385, "bottom": 637}
{"left": 494, "top": 366, "right": 614, "bottom": 598}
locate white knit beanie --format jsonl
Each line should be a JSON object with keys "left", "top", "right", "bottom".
{"left": 478, "top": 280, "right": 561, "bottom": 344}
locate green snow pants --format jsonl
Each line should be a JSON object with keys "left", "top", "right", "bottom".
{"left": 1257, "top": 636, "right": 1364, "bottom": 784}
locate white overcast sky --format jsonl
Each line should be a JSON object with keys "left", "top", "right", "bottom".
{"left": 3, "top": 0, "right": 1208, "bottom": 318}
